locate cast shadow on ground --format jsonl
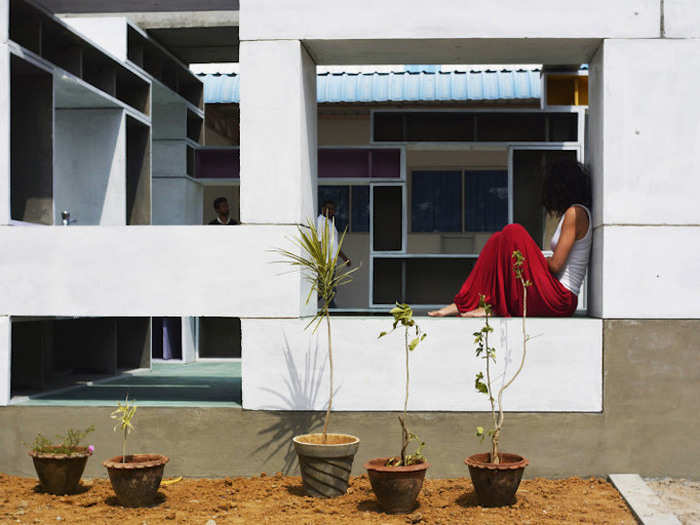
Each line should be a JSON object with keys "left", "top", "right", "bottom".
{"left": 104, "top": 492, "right": 167, "bottom": 507}
{"left": 455, "top": 490, "right": 481, "bottom": 508}
{"left": 356, "top": 499, "right": 423, "bottom": 514}
{"left": 32, "top": 483, "right": 91, "bottom": 495}
{"left": 254, "top": 332, "right": 340, "bottom": 474}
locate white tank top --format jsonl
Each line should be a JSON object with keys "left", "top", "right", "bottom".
{"left": 549, "top": 204, "right": 592, "bottom": 295}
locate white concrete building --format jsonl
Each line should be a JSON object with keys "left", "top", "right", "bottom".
{"left": 0, "top": 0, "right": 699, "bottom": 479}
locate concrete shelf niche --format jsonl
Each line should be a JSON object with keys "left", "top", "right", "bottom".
{"left": 8, "top": 0, "right": 150, "bottom": 116}
{"left": 9, "top": 317, "right": 151, "bottom": 399}
{"left": 126, "top": 116, "right": 151, "bottom": 225}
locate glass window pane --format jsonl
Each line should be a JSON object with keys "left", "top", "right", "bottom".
{"left": 465, "top": 170, "right": 508, "bottom": 232}
{"left": 373, "top": 186, "right": 403, "bottom": 251}
{"left": 318, "top": 186, "right": 349, "bottom": 232}
{"left": 351, "top": 185, "right": 369, "bottom": 232}
{"left": 318, "top": 149, "right": 370, "bottom": 178}
{"left": 411, "top": 171, "right": 462, "bottom": 233}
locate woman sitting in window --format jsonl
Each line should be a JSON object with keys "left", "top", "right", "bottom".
{"left": 429, "top": 160, "right": 592, "bottom": 318}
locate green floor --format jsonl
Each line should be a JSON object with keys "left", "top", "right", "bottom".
{"left": 14, "top": 361, "right": 242, "bottom": 407}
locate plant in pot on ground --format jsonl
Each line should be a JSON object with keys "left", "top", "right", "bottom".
{"left": 465, "top": 250, "right": 532, "bottom": 507}
{"left": 27, "top": 425, "right": 95, "bottom": 494}
{"left": 365, "top": 303, "right": 429, "bottom": 514}
{"left": 103, "top": 396, "right": 169, "bottom": 507}
{"left": 276, "top": 218, "right": 359, "bottom": 498}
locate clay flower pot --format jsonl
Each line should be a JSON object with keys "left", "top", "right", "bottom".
{"left": 292, "top": 433, "right": 360, "bottom": 498}
{"left": 29, "top": 446, "right": 92, "bottom": 495}
{"left": 364, "top": 457, "right": 429, "bottom": 514}
{"left": 465, "top": 452, "right": 528, "bottom": 507}
{"left": 103, "top": 454, "right": 169, "bottom": 507}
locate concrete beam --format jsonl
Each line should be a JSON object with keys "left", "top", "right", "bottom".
{"left": 0, "top": 225, "right": 314, "bottom": 318}
{"left": 239, "top": 40, "right": 317, "bottom": 224}
{"left": 0, "top": 316, "right": 9, "bottom": 406}
{"left": 663, "top": 0, "right": 700, "bottom": 38}
{"left": 241, "top": 0, "right": 660, "bottom": 43}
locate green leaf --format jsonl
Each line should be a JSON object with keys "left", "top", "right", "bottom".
{"left": 476, "top": 426, "right": 484, "bottom": 437}
{"left": 408, "top": 337, "right": 420, "bottom": 351}
{"left": 378, "top": 331, "right": 388, "bottom": 339}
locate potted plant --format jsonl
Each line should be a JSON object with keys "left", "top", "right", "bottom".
{"left": 276, "top": 218, "right": 359, "bottom": 498}
{"left": 103, "top": 396, "right": 169, "bottom": 507}
{"left": 27, "top": 426, "right": 95, "bottom": 494}
{"left": 365, "top": 303, "right": 429, "bottom": 514}
{"left": 465, "top": 250, "right": 531, "bottom": 507}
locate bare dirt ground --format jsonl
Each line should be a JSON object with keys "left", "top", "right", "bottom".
{"left": 0, "top": 472, "right": 636, "bottom": 524}
{"left": 646, "top": 478, "right": 700, "bottom": 525}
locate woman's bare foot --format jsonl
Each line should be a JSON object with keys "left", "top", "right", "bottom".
{"left": 428, "top": 303, "right": 459, "bottom": 317}
{"left": 460, "top": 307, "right": 487, "bottom": 318}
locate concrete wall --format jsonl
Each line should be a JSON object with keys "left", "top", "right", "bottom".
{"left": 54, "top": 109, "right": 126, "bottom": 226}
{"left": 243, "top": 317, "right": 602, "bottom": 412}
{"left": 239, "top": 39, "right": 317, "bottom": 224}
{"left": 591, "top": 39, "right": 700, "bottom": 318}
{"left": 1, "top": 319, "right": 697, "bottom": 479}
{"left": 0, "top": 225, "right": 314, "bottom": 318}
{"left": 152, "top": 177, "right": 203, "bottom": 225}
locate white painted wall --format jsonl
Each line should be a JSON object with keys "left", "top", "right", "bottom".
{"left": 61, "top": 17, "right": 128, "bottom": 61}
{"left": 240, "top": 0, "right": 659, "bottom": 41}
{"left": 152, "top": 177, "right": 203, "bottom": 225}
{"left": 239, "top": 40, "right": 317, "bottom": 224}
{"left": 597, "top": 39, "right": 700, "bottom": 226}
{"left": 0, "top": 225, "right": 315, "bottom": 318}
{"left": 598, "top": 226, "right": 700, "bottom": 319}
{"left": 242, "top": 317, "right": 603, "bottom": 412}
{"left": 54, "top": 109, "right": 126, "bottom": 225}
{"left": 0, "top": 316, "right": 9, "bottom": 406}
{"left": 0, "top": 44, "right": 9, "bottom": 225}
{"left": 663, "top": 0, "right": 700, "bottom": 38}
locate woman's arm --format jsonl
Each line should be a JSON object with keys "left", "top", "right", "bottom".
{"left": 548, "top": 206, "right": 587, "bottom": 274}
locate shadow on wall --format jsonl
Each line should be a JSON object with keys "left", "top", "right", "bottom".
{"left": 254, "top": 332, "right": 339, "bottom": 474}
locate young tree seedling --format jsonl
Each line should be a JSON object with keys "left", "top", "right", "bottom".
{"left": 474, "top": 250, "right": 532, "bottom": 464}
{"left": 111, "top": 395, "right": 137, "bottom": 463}
{"left": 379, "top": 303, "right": 427, "bottom": 466}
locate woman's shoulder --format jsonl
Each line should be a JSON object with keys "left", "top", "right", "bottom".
{"left": 565, "top": 205, "right": 590, "bottom": 238}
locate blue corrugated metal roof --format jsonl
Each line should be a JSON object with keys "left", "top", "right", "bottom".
{"left": 199, "top": 69, "right": 542, "bottom": 104}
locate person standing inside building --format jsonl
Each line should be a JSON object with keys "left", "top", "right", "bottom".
{"left": 316, "top": 200, "right": 351, "bottom": 308}
{"left": 208, "top": 197, "right": 239, "bottom": 225}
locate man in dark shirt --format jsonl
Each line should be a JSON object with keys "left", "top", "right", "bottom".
{"left": 208, "top": 197, "right": 239, "bottom": 225}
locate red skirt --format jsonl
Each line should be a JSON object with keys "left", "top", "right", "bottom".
{"left": 454, "top": 223, "right": 577, "bottom": 317}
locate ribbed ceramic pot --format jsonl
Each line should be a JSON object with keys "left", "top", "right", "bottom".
{"left": 364, "top": 457, "right": 429, "bottom": 513}
{"left": 465, "top": 452, "right": 528, "bottom": 507}
{"left": 292, "top": 433, "right": 360, "bottom": 498}
{"left": 103, "top": 454, "right": 169, "bottom": 507}
{"left": 29, "top": 446, "right": 92, "bottom": 495}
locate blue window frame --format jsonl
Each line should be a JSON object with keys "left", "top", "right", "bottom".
{"left": 465, "top": 170, "right": 508, "bottom": 232}
{"left": 411, "top": 171, "right": 462, "bottom": 232}
{"left": 318, "top": 186, "right": 349, "bottom": 232}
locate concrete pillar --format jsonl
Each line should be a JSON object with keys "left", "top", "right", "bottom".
{"left": 239, "top": 39, "right": 317, "bottom": 224}
{"left": 0, "top": 44, "right": 9, "bottom": 225}
{"left": 588, "top": 39, "right": 700, "bottom": 318}
{"left": 0, "top": 316, "right": 10, "bottom": 406}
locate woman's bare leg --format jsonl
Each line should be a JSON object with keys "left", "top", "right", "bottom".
{"left": 428, "top": 303, "right": 459, "bottom": 317}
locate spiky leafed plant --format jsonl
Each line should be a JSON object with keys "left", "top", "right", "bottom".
{"left": 275, "top": 217, "right": 357, "bottom": 443}
{"left": 474, "top": 250, "right": 532, "bottom": 464}
{"left": 378, "top": 303, "right": 427, "bottom": 466}
{"left": 111, "top": 395, "right": 137, "bottom": 463}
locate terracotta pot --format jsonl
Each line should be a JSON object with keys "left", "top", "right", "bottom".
{"left": 29, "top": 446, "right": 92, "bottom": 495}
{"left": 103, "top": 454, "right": 169, "bottom": 507}
{"left": 465, "top": 452, "right": 528, "bottom": 507}
{"left": 364, "top": 457, "right": 429, "bottom": 514}
{"left": 292, "top": 433, "right": 360, "bottom": 498}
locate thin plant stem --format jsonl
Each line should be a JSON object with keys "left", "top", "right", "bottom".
{"left": 122, "top": 427, "right": 127, "bottom": 463}
{"left": 322, "top": 309, "right": 333, "bottom": 443}
{"left": 399, "top": 326, "right": 410, "bottom": 464}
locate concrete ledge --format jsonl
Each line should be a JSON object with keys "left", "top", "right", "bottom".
{"left": 609, "top": 474, "right": 681, "bottom": 525}
{"left": 242, "top": 316, "right": 603, "bottom": 412}
{"left": 0, "top": 225, "right": 313, "bottom": 318}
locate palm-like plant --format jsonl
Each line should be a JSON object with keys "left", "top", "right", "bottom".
{"left": 276, "top": 217, "right": 357, "bottom": 443}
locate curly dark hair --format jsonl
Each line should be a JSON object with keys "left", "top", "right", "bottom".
{"left": 541, "top": 159, "right": 592, "bottom": 216}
